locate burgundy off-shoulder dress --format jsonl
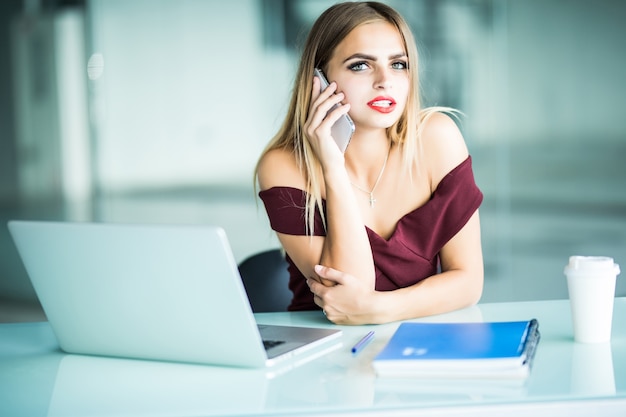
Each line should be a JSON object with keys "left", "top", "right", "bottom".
{"left": 258, "top": 156, "right": 483, "bottom": 311}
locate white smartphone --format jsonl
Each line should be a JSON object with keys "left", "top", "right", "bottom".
{"left": 314, "top": 68, "right": 355, "bottom": 153}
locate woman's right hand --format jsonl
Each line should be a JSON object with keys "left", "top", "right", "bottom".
{"left": 304, "top": 76, "right": 351, "bottom": 169}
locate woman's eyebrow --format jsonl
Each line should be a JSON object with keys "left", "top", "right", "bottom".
{"left": 389, "top": 52, "right": 408, "bottom": 60}
{"left": 343, "top": 53, "right": 376, "bottom": 63}
{"left": 342, "top": 52, "right": 407, "bottom": 63}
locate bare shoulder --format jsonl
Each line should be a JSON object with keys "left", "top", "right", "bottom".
{"left": 420, "top": 111, "right": 469, "bottom": 189}
{"left": 257, "top": 147, "right": 306, "bottom": 191}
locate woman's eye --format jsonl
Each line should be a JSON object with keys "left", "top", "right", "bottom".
{"left": 348, "top": 61, "right": 368, "bottom": 71}
{"left": 392, "top": 61, "right": 408, "bottom": 70}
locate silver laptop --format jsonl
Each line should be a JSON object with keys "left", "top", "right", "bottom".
{"left": 7, "top": 220, "right": 342, "bottom": 368}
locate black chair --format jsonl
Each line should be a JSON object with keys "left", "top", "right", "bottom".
{"left": 238, "top": 248, "right": 292, "bottom": 312}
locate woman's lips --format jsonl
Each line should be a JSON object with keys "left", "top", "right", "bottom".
{"left": 367, "top": 96, "right": 396, "bottom": 114}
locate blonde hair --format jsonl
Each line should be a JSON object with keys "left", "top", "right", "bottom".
{"left": 255, "top": 1, "right": 451, "bottom": 235}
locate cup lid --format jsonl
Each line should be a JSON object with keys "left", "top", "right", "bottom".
{"left": 564, "top": 256, "right": 620, "bottom": 275}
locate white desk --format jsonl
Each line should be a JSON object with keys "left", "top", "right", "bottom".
{"left": 1, "top": 298, "right": 625, "bottom": 416}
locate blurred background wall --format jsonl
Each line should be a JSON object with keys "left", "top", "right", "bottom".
{"left": 1, "top": 0, "right": 625, "bottom": 318}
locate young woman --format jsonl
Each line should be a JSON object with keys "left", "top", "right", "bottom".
{"left": 255, "top": 1, "right": 483, "bottom": 325}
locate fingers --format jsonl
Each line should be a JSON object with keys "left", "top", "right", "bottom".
{"left": 307, "top": 279, "right": 328, "bottom": 317}
{"left": 311, "top": 264, "right": 338, "bottom": 287}
{"left": 310, "top": 75, "right": 323, "bottom": 103}
{"left": 308, "top": 266, "right": 350, "bottom": 323}
{"left": 307, "top": 266, "right": 336, "bottom": 320}
{"left": 306, "top": 79, "right": 350, "bottom": 145}
{"left": 310, "top": 77, "right": 341, "bottom": 112}
{"left": 314, "top": 264, "right": 344, "bottom": 284}
{"left": 308, "top": 266, "right": 375, "bottom": 325}
{"left": 307, "top": 97, "right": 348, "bottom": 138}
{"left": 311, "top": 290, "right": 335, "bottom": 323}
{"left": 310, "top": 75, "right": 336, "bottom": 105}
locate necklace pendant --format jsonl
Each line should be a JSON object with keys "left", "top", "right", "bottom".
{"left": 350, "top": 142, "right": 391, "bottom": 209}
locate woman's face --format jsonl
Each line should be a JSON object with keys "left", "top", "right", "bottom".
{"left": 326, "top": 20, "right": 410, "bottom": 133}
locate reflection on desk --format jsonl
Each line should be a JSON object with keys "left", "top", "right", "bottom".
{"left": 1, "top": 299, "right": 625, "bottom": 417}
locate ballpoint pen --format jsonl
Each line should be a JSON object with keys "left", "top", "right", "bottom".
{"left": 351, "top": 330, "right": 375, "bottom": 354}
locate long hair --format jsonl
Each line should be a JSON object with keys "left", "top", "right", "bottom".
{"left": 255, "top": 1, "right": 447, "bottom": 235}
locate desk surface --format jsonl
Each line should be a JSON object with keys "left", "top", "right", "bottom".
{"left": 1, "top": 298, "right": 625, "bottom": 417}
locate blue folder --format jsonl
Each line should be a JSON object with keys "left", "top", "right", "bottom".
{"left": 373, "top": 319, "right": 540, "bottom": 379}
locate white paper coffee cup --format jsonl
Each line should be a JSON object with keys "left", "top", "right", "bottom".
{"left": 564, "top": 256, "right": 620, "bottom": 343}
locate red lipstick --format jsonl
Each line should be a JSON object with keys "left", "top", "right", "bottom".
{"left": 367, "top": 96, "right": 396, "bottom": 114}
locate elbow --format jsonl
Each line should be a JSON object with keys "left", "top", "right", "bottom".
{"left": 467, "top": 287, "right": 483, "bottom": 307}
{"left": 467, "top": 270, "right": 484, "bottom": 306}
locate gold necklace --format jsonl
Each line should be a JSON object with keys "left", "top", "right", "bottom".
{"left": 350, "top": 143, "right": 391, "bottom": 208}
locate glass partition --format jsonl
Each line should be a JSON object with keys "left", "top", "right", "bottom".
{"left": 1, "top": 0, "right": 624, "bottom": 308}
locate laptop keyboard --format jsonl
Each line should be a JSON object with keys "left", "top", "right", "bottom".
{"left": 263, "top": 339, "right": 286, "bottom": 350}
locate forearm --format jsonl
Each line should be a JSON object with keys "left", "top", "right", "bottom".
{"left": 370, "top": 268, "right": 483, "bottom": 323}
{"left": 319, "top": 165, "right": 375, "bottom": 285}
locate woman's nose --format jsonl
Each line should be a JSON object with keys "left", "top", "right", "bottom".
{"left": 374, "top": 69, "right": 392, "bottom": 90}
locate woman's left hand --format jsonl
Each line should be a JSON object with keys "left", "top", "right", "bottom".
{"left": 307, "top": 264, "right": 379, "bottom": 325}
